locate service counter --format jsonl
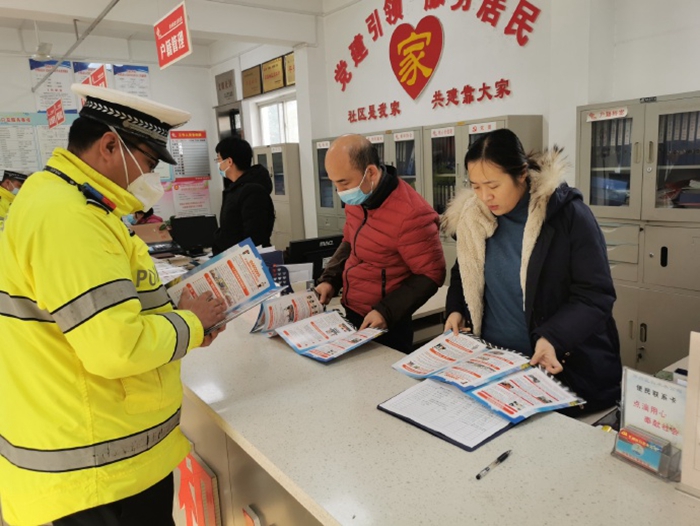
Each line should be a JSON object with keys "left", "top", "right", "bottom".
{"left": 179, "top": 309, "right": 700, "bottom": 526}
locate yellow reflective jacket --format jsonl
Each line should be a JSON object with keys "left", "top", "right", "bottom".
{"left": 0, "top": 184, "right": 15, "bottom": 234}
{"left": 0, "top": 149, "right": 204, "bottom": 526}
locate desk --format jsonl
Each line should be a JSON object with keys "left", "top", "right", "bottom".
{"left": 179, "top": 310, "right": 700, "bottom": 526}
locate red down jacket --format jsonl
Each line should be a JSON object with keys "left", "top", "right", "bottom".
{"left": 341, "top": 177, "right": 445, "bottom": 318}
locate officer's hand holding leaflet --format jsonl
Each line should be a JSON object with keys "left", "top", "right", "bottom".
{"left": 177, "top": 288, "right": 227, "bottom": 342}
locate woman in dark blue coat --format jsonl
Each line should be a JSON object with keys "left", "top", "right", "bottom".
{"left": 442, "top": 129, "right": 622, "bottom": 413}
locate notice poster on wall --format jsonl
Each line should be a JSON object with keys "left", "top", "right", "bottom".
{"left": 29, "top": 60, "right": 77, "bottom": 113}
{"left": 152, "top": 162, "right": 176, "bottom": 219}
{"left": 154, "top": 180, "right": 177, "bottom": 220}
{"left": 36, "top": 124, "right": 70, "bottom": 162}
{"left": 73, "top": 62, "right": 114, "bottom": 88}
{"left": 170, "top": 131, "right": 210, "bottom": 179}
{"left": 173, "top": 176, "right": 211, "bottom": 216}
{"left": 0, "top": 112, "right": 78, "bottom": 173}
{"left": 113, "top": 65, "right": 151, "bottom": 98}
{"left": 0, "top": 115, "right": 41, "bottom": 173}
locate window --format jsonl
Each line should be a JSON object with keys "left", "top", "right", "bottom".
{"left": 260, "top": 99, "right": 298, "bottom": 144}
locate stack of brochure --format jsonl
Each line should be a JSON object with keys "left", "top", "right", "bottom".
{"left": 379, "top": 332, "right": 585, "bottom": 451}
{"left": 166, "top": 239, "right": 281, "bottom": 334}
{"left": 250, "top": 291, "right": 384, "bottom": 362}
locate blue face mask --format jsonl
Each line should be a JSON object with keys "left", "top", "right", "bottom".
{"left": 10, "top": 186, "right": 19, "bottom": 196}
{"left": 217, "top": 160, "right": 227, "bottom": 179}
{"left": 125, "top": 214, "right": 138, "bottom": 225}
{"left": 337, "top": 169, "right": 372, "bottom": 205}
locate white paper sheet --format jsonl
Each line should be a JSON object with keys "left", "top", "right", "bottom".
{"left": 380, "top": 379, "right": 510, "bottom": 450}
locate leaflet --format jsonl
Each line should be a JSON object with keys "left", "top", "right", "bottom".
{"left": 303, "top": 328, "right": 384, "bottom": 363}
{"left": 380, "top": 339, "right": 585, "bottom": 451}
{"left": 468, "top": 367, "right": 585, "bottom": 423}
{"left": 432, "top": 349, "right": 531, "bottom": 391}
{"left": 251, "top": 291, "right": 324, "bottom": 336}
{"left": 166, "top": 239, "right": 280, "bottom": 333}
{"left": 392, "top": 331, "right": 489, "bottom": 378}
{"left": 275, "top": 311, "right": 384, "bottom": 362}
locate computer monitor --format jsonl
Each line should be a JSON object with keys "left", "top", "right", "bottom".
{"left": 169, "top": 215, "right": 218, "bottom": 256}
{"left": 286, "top": 235, "right": 344, "bottom": 280}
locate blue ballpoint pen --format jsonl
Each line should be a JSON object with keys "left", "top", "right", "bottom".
{"left": 476, "top": 450, "right": 512, "bottom": 480}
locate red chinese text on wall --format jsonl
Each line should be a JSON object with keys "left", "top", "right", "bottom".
{"left": 430, "top": 78, "right": 511, "bottom": 109}
{"left": 348, "top": 101, "right": 402, "bottom": 123}
{"left": 334, "top": 0, "right": 541, "bottom": 93}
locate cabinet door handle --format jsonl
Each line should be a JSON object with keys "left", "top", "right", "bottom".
{"left": 628, "top": 320, "right": 634, "bottom": 340}
{"left": 660, "top": 246, "right": 668, "bottom": 267}
{"left": 647, "top": 141, "right": 655, "bottom": 164}
{"left": 639, "top": 322, "right": 647, "bottom": 343}
{"left": 634, "top": 142, "right": 641, "bottom": 164}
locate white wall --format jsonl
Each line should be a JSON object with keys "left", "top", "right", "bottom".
{"left": 316, "top": 0, "right": 700, "bottom": 188}
{"left": 4, "top": 0, "right": 700, "bottom": 234}
{"left": 322, "top": 0, "right": 551, "bottom": 135}
{"left": 612, "top": 0, "right": 700, "bottom": 100}
{"left": 0, "top": 29, "right": 221, "bottom": 215}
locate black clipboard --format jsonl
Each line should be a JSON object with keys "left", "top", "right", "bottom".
{"left": 376, "top": 386, "right": 517, "bottom": 452}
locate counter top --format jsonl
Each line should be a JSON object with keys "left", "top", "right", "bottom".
{"left": 181, "top": 311, "right": 700, "bottom": 525}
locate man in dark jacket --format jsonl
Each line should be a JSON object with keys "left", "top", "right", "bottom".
{"left": 316, "top": 135, "right": 446, "bottom": 353}
{"left": 212, "top": 137, "right": 275, "bottom": 255}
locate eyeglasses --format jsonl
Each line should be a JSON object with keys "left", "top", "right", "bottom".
{"left": 123, "top": 138, "right": 159, "bottom": 171}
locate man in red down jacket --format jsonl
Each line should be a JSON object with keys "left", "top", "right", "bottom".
{"left": 316, "top": 134, "right": 446, "bottom": 353}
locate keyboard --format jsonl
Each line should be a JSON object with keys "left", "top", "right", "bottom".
{"left": 148, "top": 242, "right": 180, "bottom": 255}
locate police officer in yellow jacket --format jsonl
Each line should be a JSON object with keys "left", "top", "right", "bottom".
{"left": 0, "top": 84, "right": 227, "bottom": 526}
{"left": 0, "top": 169, "right": 28, "bottom": 233}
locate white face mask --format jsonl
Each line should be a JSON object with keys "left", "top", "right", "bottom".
{"left": 111, "top": 126, "right": 164, "bottom": 212}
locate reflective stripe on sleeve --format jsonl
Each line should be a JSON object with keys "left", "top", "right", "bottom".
{"left": 0, "top": 409, "right": 180, "bottom": 473}
{"left": 52, "top": 279, "right": 138, "bottom": 333}
{"left": 0, "top": 292, "right": 54, "bottom": 323}
{"left": 159, "top": 312, "right": 191, "bottom": 361}
{"left": 138, "top": 285, "right": 171, "bottom": 311}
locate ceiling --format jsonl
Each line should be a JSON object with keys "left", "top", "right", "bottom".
{"left": 0, "top": 17, "right": 218, "bottom": 46}
{"left": 0, "top": 0, "right": 362, "bottom": 50}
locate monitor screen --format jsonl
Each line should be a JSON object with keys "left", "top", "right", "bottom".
{"left": 170, "top": 215, "right": 218, "bottom": 255}
{"left": 286, "top": 235, "right": 344, "bottom": 280}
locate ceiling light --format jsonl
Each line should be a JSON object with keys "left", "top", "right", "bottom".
{"left": 31, "top": 42, "right": 53, "bottom": 61}
{"left": 31, "top": 21, "right": 53, "bottom": 61}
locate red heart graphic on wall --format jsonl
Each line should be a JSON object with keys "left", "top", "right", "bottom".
{"left": 389, "top": 16, "right": 444, "bottom": 100}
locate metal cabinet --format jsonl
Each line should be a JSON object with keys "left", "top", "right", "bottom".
{"left": 578, "top": 92, "right": 700, "bottom": 373}
{"left": 578, "top": 93, "right": 700, "bottom": 223}
{"left": 365, "top": 127, "right": 424, "bottom": 193}
{"left": 615, "top": 285, "right": 700, "bottom": 374}
{"left": 312, "top": 137, "right": 342, "bottom": 237}
{"left": 422, "top": 115, "right": 543, "bottom": 280}
{"left": 313, "top": 127, "right": 425, "bottom": 238}
{"left": 253, "top": 143, "right": 305, "bottom": 250}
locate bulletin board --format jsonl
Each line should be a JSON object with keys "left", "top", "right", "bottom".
{"left": 0, "top": 112, "right": 79, "bottom": 173}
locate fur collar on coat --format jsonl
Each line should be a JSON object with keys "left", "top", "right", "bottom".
{"left": 441, "top": 148, "right": 568, "bottom": 335}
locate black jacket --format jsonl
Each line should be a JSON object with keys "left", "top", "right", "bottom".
{"left": 212, "top": 165, "right": 275, "bottom": 255}
{"left": 444, "top": 152, "right": 621, "bottom": 410}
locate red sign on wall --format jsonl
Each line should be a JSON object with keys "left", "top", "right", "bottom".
{"left": 47, "top": 99, "right": 65, "bottom": 129}
{"left": 89, "top": 65, "right": 108, "bottom": 87}
{"left": 389, "top": 16, "right": 443, "bottom": 100}
{"left": 154, "top": 2, "right": 192, "bottom": 69}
